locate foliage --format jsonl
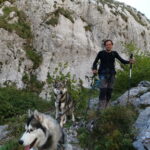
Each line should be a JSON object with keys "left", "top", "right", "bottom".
{"left": 56, "top": 7, "right": 74, "bottom": 23}
{"left": 24, "top": 45, "right": 42, "bottom": 69}
{"left": 97, "top": 6, "right": 103, "bottom": 14}
{"left": 22, "top": 73, "right": 45, "bottom": 93}
{"left": 78, "top": 105, "right": 138, "bottom": 150}
{"left": 0, "top": 0, "right": 15, "bottom": 4}
{"left": 0, "top": 7, "right": 32, "bottom": 39}
{"left": 46, "top": 16, "right": 59, "bottom": 27}
{"left": 0, "top": 6, "right": 42, "bottom": 69}
{"left": 84, "top": 24, "right": 92, "bottom": 32}
{"left": 0, "top": 87, "right": 52, "bottom": 124}
{"left": 114, "top": 42, "right": 150, "bottom": 95}
{"left": 0, "top": 140, "right": 23, "bottom": 150}
{"left": 46, "top": 7, "right": 74, "bottom": 26}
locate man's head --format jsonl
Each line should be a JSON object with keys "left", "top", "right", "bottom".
{"left": 103, "top": 40, "right": 113, "bottom": 52}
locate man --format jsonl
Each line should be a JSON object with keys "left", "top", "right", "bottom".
{"left": 92, "top": 39, "right": 134, "bottom": 109}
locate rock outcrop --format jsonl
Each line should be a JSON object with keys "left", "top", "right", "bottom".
{"left": 0, "top": 0, "right": 150, "bottom": 99}
{"left": 114, "top": 81, "right": 150, "bottom": 150}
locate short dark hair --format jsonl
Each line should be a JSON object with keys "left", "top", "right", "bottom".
{"left": 103, "top": 39, "right": 113, "bottom": 46}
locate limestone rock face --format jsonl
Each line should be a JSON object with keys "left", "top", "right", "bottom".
{"left": 0, "top": 28, "right": 32, "bottom": 88}
{"left": 113, "top": 81, "right": 150, "bottom": 150}
{"left": 114, "top": 81, "right": 150, "bottom": 109}
{"left": 0, "top": 0, "right": 150, "bottom": 94}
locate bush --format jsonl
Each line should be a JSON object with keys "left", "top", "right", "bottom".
{"left": 0, "top": 0, "right": 15, "bottom": 4}
{"left": 78, "top": 105, "right": 138, "bottom": 150}
{"left": 0, "top": 7, "right": 32, "bottom": 39}
{"left": 84, "top": 24, "right": 92, "bottom": 32}
{"left": 114, "top": 43, "right": 150, "bottom": 96}
{"left": 25, "top": 45, "right": 42, "bottom": 69}
{"left": 0, "top": 87, "right": 52, "bottom": 124}
{"left": 0, "top": 140, "right": 23, "bottom": 150}
{"left": 46, "top": 7, "right": 74, "bottom": 26}
{"left": 46, "top": 16, "right": 59, "bottom": 26}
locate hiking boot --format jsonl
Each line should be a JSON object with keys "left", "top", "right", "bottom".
{"left": 106, "top": 100, "right": 111, "bottom": 108}
{"left": 100, "top": 100, "right": 107, "bottom": 109}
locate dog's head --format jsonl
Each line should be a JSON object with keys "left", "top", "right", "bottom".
{"left": 19, "top": 110, "right": 48, "bottom": 150}
{"left": 53, "top": 81, "right": 67, "bottom": 97}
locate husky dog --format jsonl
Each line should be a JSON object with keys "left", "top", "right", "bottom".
{"left": 53, "top": 81, "right": 75, "bottom": 127}
{"left": 19, "top": 110, "right": 64, "bottom": 150}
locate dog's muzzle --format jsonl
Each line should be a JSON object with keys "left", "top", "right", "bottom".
{"left": 18, "top": 140, "right": 24, "bottom": 145}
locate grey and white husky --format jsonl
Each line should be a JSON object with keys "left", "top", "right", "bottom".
{"left": 19, "top": 110, "right": 64, "bottom": 150}
{"left": 53, "top": 81, "right": 75, "bottom": 127}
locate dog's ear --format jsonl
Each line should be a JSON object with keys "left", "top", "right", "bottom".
{"left": 28, "top": 109, "right": 33, "bottom": 117}
{"left": 63, "top": 80, "right": 67, "bottom": 86}
{"left": 34, "top": 110, "right": 43, "bottom": 122}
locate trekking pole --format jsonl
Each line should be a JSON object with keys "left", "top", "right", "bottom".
{"left": 127, "top": 53, "right": 133, "bottom": 103}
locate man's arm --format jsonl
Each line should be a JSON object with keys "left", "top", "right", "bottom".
{"left": 92, "top": 52, "right": 100, "bottom": 71}
{"left": 115, "top": 51, "right": 129, "bottom": 64}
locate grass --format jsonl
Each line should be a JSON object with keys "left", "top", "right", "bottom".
{"left": 97, "top": 6, "right": 103, "bottom": 14}
{"left": 0, "top": 7, "right": 32, "bottom": 39}
{"left": 0, "top": 140, "right": 23, "bottom": 150}
{"left": 84, "top": 24, "right": 92, "bottom": 32}
{"left": 0, "top": 6, "right": 42, "bottom": 69}
{"left": 46, "top": 7, "right": 74, "bottom": 26}
{"left": 78, "top": 105, "right": 138, "bottom": 150}
{"left": 0, "top": 87, "right": 53, "bottom": 124}
{"left": 24, "top": 45, "right": 42, "bottom": 69}
{"left": 46, "top": 16, "right": 59, "bottom": 27}
{"left": 22, "top": 73, "right": 45, "bottom": 93}
{"left": 0, "top": 0, "right": 15, "bottom": 4}
{"left": 0, "top": 86, "right": 55, "bottom": 150}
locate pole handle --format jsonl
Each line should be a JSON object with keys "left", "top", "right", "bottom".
{"left": 130, "top": 53, "right": 133, "bottom": 69}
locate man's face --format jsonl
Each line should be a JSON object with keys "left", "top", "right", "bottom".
{"left": 105, "top": 41, "right": 113, "bottom": 52}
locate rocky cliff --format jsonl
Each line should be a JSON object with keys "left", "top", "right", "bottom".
{"left": 0, "top": 0, "right": 150, "bottom": 99}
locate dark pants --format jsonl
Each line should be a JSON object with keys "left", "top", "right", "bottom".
{"left": 99, "top": 74, "right": 115, "bottom": 102}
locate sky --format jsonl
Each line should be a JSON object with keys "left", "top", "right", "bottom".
{"left": 117, "top": 0, "right": 150, "bottom": 19}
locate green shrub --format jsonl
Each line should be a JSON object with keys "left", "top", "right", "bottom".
{"left": 25, "top": 45, "right": 42, "bottom": 69}
{"left": 0, "top": 140, "right": 23, "bottom": 150}
{"left": 56, "top": 7, "right": 74, "bottom": 23}
{"left": 84, "top": 24, "right": 92, "bottom": 32}
{"left": 78, "top": 105, "right": 137, "bottom": 150}
{"left": 0, "top": 0, "right": 15, "bottom": 4}
{"left": 97, "top": 6, "right": 103, "bottom": 14}
{"left": 46, "top": 16, "right": 59, "bottom": 26}
{"left": 0, "top": 87, "right": 52, "bottom": 124}
{"left": 0, "top": 7, "right": 32, "bottom": 39}
{"left": 113, "top": 43, "right": 150, "bottom": 96}
{"left": 22, "top": 73, "right": 45, "bottom": 93}
{"left": 46, "top": 7, "right": 74, "bottom": 26}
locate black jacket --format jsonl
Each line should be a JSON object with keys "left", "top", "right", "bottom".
{"left": 92, "top": 50, "right": 129, "bottom": 75}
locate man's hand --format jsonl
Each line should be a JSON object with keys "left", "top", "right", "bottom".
{"left": 92, "top": 70, "right": 98, "bottom": 74}
{"left": 129, "top": 59, "right": 135, "bottom": 64}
